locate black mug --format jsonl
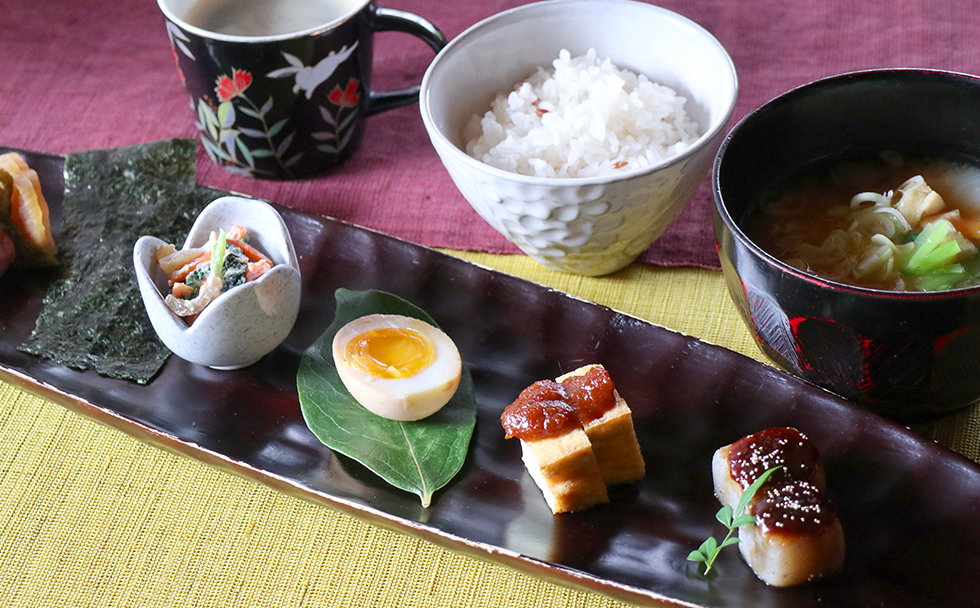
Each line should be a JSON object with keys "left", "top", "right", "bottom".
{"left": 157, "top": 0, "right": 446, "bottom": 179}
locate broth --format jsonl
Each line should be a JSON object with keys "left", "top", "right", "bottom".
{"left": 746, "top": 152, "right": 980, "bottom": 291}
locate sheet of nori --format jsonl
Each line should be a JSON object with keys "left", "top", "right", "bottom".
{"left": 19, "top": 138, "right": 227, "bottom": 384}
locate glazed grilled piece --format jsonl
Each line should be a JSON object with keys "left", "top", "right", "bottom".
{"left": 0, "top": 151, "right": 57, "bottom": 268}
{"left": 502, "top": 364, "right": 644, "bottom": 513}
{"left": 712, "top": 427, "right": 845, "bottom": 586}
{"left": 557, "top": 365, "right": 645, "bottom": 486}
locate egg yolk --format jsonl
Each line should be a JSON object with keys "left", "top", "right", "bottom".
{"left": 344, "top": 327, "right": 436, "bottom": 379}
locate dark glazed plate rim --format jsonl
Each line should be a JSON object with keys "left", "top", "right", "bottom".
{"left": 3, "top": 147, "right": 980, "bottom": 607}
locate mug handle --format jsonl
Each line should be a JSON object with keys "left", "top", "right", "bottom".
{"left": 366, "top": 7, "right": 447, "bottom": 115}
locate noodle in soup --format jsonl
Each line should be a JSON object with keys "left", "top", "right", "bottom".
{"left": 746, "top": 152, "right": 980, "bottom": 291}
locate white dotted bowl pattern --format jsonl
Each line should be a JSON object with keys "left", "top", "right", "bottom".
{"left": 433, "top": 133, "right": 717, "bottom": 275}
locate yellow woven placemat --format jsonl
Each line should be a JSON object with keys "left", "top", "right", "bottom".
{"left": 0, "top": 252, "right": 975, "bottom": 608}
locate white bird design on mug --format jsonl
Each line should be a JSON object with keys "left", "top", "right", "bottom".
{"left": 267, "top": 42, "right": 359, "bottom": 99}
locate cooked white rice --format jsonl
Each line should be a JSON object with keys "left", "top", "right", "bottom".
{"left": 464, "top": 48, "right": 700, "bottom": 178}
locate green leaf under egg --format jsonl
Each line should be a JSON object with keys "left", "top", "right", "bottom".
{"left": 296, "top": 288, "right": 477, "bottom": 507}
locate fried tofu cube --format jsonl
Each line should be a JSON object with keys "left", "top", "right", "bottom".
{"left": 520, "top": 427, "right": 609, "bottom": 514}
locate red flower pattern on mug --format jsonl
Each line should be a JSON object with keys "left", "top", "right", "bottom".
{"left": 215, "top": 69, "right": 252, "bottom": 102}
{"left": 328, "top": 78, "right": 360, "bottom": 108}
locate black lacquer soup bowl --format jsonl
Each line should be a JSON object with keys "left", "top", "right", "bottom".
{"left": 713, "top": 69, "right": 980, "bottom": 418}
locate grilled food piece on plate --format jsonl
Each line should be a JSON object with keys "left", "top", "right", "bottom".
{"left": 502, "top": 364, "right": 645, "bottom": 513}
{"left": 712, "top": 427, "right": 845, "bottom": 586}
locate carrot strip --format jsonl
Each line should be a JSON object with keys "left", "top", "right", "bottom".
{"left": 226, "top": 224, "right": 247, "bottom": 240}
{"left": 168, "top": 252, "right": 210, "bottom": 285}
{"left": 227, "top": 237, "right": 271, "bottom": 264}
{"left": 952, "top": 217, "right": 980, "bottom": 241}
{"left": 171, "top": 282, "right": 193, "bottom": 299}
{"left": 246, "top": 258, "right": 273, "bottom": 282}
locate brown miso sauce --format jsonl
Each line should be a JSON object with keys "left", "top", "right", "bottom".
{"left": 562, "top": 366, "right": 617, "bottom": 425}
{"left": 753, "top": 480, "right": 838, "bottom": 536}
{"left": 501, "top": 367, "right": 617, "bottom": 441}
{"left": 727, "top": 427, "right": 838, "bottom": 535}
{"left": 501, "top": 380, "right": 578, "bottom": 440}
{"left": 728, "top": 426, "right": 821, "bottom": 490}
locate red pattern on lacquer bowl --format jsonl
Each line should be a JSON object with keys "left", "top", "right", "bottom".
{"left": 740, "top": 281, "right": 980, "bottom": 413}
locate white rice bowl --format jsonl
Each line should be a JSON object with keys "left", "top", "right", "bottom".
{"left": 464, "top": 48, "right": 701, "bottom": 179}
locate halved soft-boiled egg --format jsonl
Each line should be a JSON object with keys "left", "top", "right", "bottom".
{"left": 332, "top": 314, "right": 462, "bottom": 421}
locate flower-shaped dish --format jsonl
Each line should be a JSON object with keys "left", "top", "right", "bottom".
{"left": 133, "top": 195, "right": 301, "bottom": 369}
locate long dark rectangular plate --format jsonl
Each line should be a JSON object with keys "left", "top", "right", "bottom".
{"left": 2, "top": 148, "right": 979, "bottom": 607}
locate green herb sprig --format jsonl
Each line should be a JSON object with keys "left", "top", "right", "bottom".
{"left": 688, "top": 465, "right": 782, "bottom": 574}
{"left": 210, "top": 229, "right": 227, "bottom": 278}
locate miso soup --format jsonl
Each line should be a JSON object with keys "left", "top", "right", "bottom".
{"left": 745, "top": 152, "right": 980, "bottom": 291}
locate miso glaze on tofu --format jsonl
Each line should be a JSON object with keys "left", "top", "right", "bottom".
{"left": 711, "top": 427, "right": 845, "bottom": 587}
{"left": 501, "top": 364, "right": 645, "bottom": 514}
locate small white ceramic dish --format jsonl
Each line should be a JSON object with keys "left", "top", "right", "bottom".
{"left": 420, "top": 0, "right": 737, "bottom": 275}
{"left": 133, "top": 196, "right": 302, "bottom": 369}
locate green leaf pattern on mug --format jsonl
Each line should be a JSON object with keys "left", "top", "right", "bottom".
{"left": 175, "top": 40, "right": 362, "bottom": 178}
{"left": 313, "top": 81, "right": 360, "bottom": 159}
{"left": 165, "top": 21, "right": 194, "bottom": 61}
{"left": 193, "top": 69, "right": 302, "bottom": 178}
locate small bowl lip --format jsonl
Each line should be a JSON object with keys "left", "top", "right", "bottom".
{"left": 419, "top": 0, "right": 738, "bottom": 188}
{"left": 713, "top": 67, "right": 980, "bottom": 301}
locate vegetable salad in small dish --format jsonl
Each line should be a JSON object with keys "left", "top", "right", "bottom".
{"left": 134, "top": 196, "right": 301, "bottom": 369}
{"left": 157, "top": 224, "right": 274, "bottom": 322}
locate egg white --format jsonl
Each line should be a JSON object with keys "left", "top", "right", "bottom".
{"left": 332, "top": 314, "right": 462, "bottom": 421}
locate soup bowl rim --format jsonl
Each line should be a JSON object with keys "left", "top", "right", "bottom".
{"left": 713, "top": 67, "right": 980, "bottom": 300}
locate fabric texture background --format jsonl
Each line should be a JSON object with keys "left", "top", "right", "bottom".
{"left": 3, "top": 0, "right": 980, "bottom": 269}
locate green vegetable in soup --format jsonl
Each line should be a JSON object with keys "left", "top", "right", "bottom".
{"left": 751, "top": 154, "right": 980, "bottom": 292}
{"left": 903, "top": 220, "right": 961, "bottom": 275}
